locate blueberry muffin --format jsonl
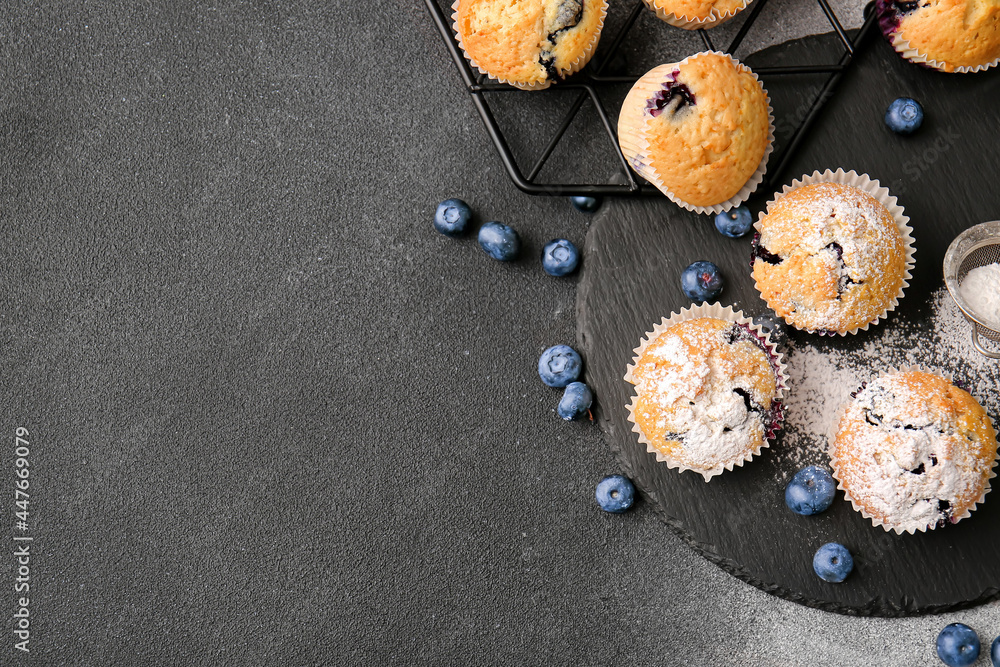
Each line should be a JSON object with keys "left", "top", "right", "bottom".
{"left": 751, "top": 182, "right": 908, "bottom": 335}
{"left": 877, "top": 0, "right": 1000, "bottom": 72}
{"left": 453, "top": 0, "right": 608, "bottom": 89}
{"left": 644, "top": 0, "right": 750, "bottom": 28}
{"left": 831, "top": 370, "right": 998, "bottom": 533}
{"left": 626, "top": 317, "right": 784, "bottom": 480}
{"left": 618, "top": 53, "right": 771, "bottom": 211}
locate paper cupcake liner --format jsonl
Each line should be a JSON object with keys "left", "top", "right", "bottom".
{"left": 751, "top": 168, "right": 916, "bottom": 336}
{"left": 623, "top": 302, "right": 789, "bottom": 481}
{"left": 874, "top": 1, "right": 1000, "bottom": 74}
{"left": 828, "top": 365, "right": 999, "bottom": 535}
{"left": 617, "top": 52, "right": 774, "bottom": 214}
{"left": 642, "top": 0, "right": 752, "bottom": 30}
{"left": 616, "top": 63, "right": 676, "bottom": 184}
{"left": 451, "top": 0, "right": 609, "bottom": 90}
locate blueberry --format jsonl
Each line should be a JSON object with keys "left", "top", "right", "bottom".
{"left": 752, "top": 312, "right": 789, "bottom": 350}
{"left": 557, "top": 382, "right": 592, "bottom": 420}
{"left": 812, "top": 543, "right": 853, "bottom": 583}
{"left": 571, "top": 196, "right": 601, "bottom": 213}
{"left": 595, "top": 475, "right": 635, "bottom": 513}
{"left": 785, "top": 466, "right": 837, "bottom": 515}
{"left": 433, "top": 198, "right": 472, "bottom": 236}
{"left": 885, "top": 97, "right": 923, "bottom": 135}
{"left": 681, "top": 260, "right": 724, "bottom": 302}
{"left": 714, "top": 206, "right": 754, "bottom": 238}
{"left": 991, "top": 635, "right": 999, "bottom": 667}
{"left": 538, "top": 345, "right": 582, "bottom": 388}
{"left": 542, "top": 239, "right": 580, "bottom": 276}
{"left": 936, "top": 623, "right": 980, "bottom": 667}
{"left": 478, "top": 221, "right": 521, "bottom": 261}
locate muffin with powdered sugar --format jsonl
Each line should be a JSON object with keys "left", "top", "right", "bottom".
{"left": 752, "top": 176, "right": 914, "bottom": 335}
{"left": 625, "top": 306, "right": 787, "bottom": 481}
{"left": 831, "top": 369, "right": 998, "bottom": 534}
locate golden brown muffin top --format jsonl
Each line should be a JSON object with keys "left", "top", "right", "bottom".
{"left": 832, "top": 371, "right": 997, "bottom": 532}
{"left": 628, "top": 317, "right": 779, "bottom": 476}
{"left": 896, "top": 0, "right": 1000, "bottom": 72}
{"left": 648, "top": 0, "right": 746, "bottom": 20}
{"left": 752, "top": 182, "right": 907, "bottom": 334}
{"left": 640, "top": 53, "right": 770, "bottom": 208}
{"left": 454, "top": 0, "right": 607, "bottom": 87}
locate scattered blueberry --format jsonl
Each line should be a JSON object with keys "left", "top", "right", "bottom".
{"left": 571, "top": 196, "right": 602, "bottom": 213}
{"left": 542, "top": 239, "right": 580, "bottom": 276}
{"left": 936, "top": 623, "right": 980, "bottom": 667}
{"left": 752, "top": 312, "right": 789, "bottom": 350}
{"left": 681, "top": 260, "right": 724, "bottom": 302}
{"left": 812, "top": 543, "right": 853, "bottom": 583}
{"left": 990, "top": 635, "right": 999, "bottom": 667}
{"left": 557, "top": 382, "right": 592, "bottom": 420}
{"left": 538, "top": 345, "right": 582, "bottom": 388}
{"left": 785, "top": 466, "right": 837, "bottom": 515}
{"left": 885, "top": 97, "right": 924, "bottom": 135}
{"left": 433, "top": 198, "right": 472, "bottom": 236}
{"left": 478, "top": 221, "right": 521, "bottom": 261}
{"left": 714, "top": 206, "right": 754, "bottom": 238}
{"left": 595, "top": 475, "right": 635, "bottom": 513}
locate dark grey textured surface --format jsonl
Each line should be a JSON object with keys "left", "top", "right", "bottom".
{"left": 1, "top": 1, "right": 998, "bottom": 665}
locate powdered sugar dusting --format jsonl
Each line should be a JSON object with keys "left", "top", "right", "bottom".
{"left": 772, "top": 287, "right": 1000, "bottom": 476}
{"left": 753, "top": 179, "right": 911, "bottom": 334}
{"left": 636, "top": 324, "right": 771, "bottom": 469}
{"left": 960, "top": 262, "right": 1000, "bottom": 328}
{"left": 834, "top": 373, "right": 988, "bottom": 533}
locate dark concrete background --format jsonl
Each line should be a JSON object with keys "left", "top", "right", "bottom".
{"left": 1, "top": 1, "right": 998, "bottom": 665}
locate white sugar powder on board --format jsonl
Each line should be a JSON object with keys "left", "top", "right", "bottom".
{"left": 771, "top": 287, "right": 1000, "bottom": 478}
{"left": 960, "top": 263, "right": 1000, "bottom": 327}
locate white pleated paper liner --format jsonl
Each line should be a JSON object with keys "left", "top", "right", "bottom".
{"left": 828, "top": 365, "right": 999, "bottom": 535}
{"left": 451, "top": 0, "right": 609, "bottom": 91}
{"left": 616, "top": 52, "right": 774, "bottom": 214}
{"left": 642, "top": 0, "right": 752, "bottom": 30}
{"left": 751, "top": 168, "right": 916, "bottom": 336}
{"left": 623, "top": 302, "right": 789, "bottom": 481}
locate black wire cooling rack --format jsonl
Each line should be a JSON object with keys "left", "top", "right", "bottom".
{"left": 426, "top": 0, "right": 880, "bottom": 197}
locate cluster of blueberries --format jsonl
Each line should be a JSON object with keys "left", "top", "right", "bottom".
{"left": 433, "top": 195, "right": 598, "bottom": 415}
{"left": 434, "top": 195, "right": 638, "bottom": 512}
{"left": 434, "top": 196, "right": 598, "bottom": 275}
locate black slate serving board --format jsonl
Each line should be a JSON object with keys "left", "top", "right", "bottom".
{"left": 577, "top": 31, "right": 1000, "bottom": 616}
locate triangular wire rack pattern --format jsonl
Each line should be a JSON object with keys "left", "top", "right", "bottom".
{"left": 426, "top": 0, "right": 880, "bottom": 197}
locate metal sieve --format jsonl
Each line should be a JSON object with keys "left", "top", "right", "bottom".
{"left": 943, "top": 220, "right": 1000, "bottom": 359}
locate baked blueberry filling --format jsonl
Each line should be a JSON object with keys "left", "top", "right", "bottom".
{"left": 935, "top": 499, "right": 954, "bottom": 527}
{"left": 824, "top": 242, "right": 863, "bottom": 296}
{"left": 734, "top": 387, "right": 754, "bottom": 413}
{"left": 648, "top": 77, "right": 696, "bottom": 118}
{"left": 539, "top": 0, "right": 584, "bottom": 81}
{"left": 875, "top": 0, "right": 925, "bottom": 36}
{"left": 750, "top": 232, "right": 782, "bottom": 266}
{"left": 721, "top": 324, "right": 784, "bottom": 438}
